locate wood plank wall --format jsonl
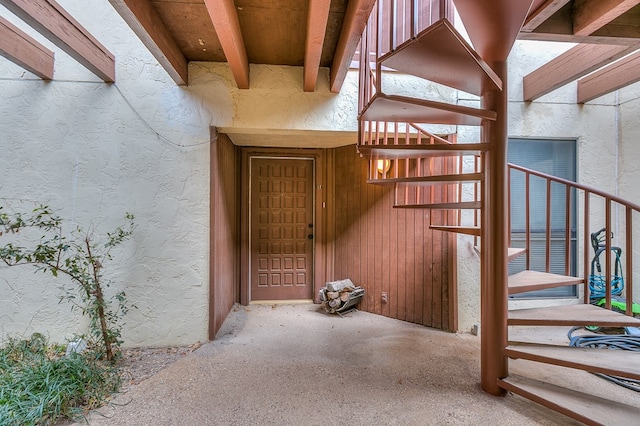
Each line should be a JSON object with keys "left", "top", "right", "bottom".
{"left": 209, "top": 132, "right": 240, "bottom": 339}
{"left": 332, "top": 145, "right": 456, "bottom": 331}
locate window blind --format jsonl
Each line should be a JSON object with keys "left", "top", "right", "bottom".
{"left": 508, "top": 139, "right": 577, "bottom": 298}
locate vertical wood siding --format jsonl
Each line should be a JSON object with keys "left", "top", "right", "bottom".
{"left": 333, "top": 145, "right": 456, "bottom": 330}
{"left": 209, "top": 132, "right": 240, "bottom": 339}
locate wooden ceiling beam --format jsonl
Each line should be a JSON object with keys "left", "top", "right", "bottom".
{"left": 304, "top": 0, "right": 331, "bottom": 92}
{"left": 577, "top": 49, "right": 640, "bottom": 103}
{"left": 109, "top": 0, "right": 188, "bottom": 85}
{"left": 204, "top": 0, "right": 249, "bottom": 89}
{"left": 523, "top": 0, "right": 571, "bottom": 32}
{"left": 518, "top": 30, "right": 640, "bottom": 45}
{"left": 329, "top": 0, "right": 376, "bottom": 93}
{"left": 523, "top": 43, "right": 637, "bottom": 100}
{"left": 0, "top": 0, "right": 115, "bottom": 82}
{"left": 573, "top": 0, "right": 640, "bottom": 36}
{"left": 0, "top": 16, "right": 54, "bottom": 79}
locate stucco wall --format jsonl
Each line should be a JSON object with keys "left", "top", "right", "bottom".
{"left": 0, "top": 0, "right": 212, "bottom": 347}
{"left": 615, "top": 81, "right": 640, "bottom": 303}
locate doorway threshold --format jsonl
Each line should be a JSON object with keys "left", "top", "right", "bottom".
{"left": 250, "top": 299, "right": 314, "bottom": 305}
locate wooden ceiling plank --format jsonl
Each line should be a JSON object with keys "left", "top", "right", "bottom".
{"left": 109, "top": 0, "right": 188, "bottom": 85}
{"left": 204, "top": 0, "right": 249, "bottom": 89}
{"left": 577, "top": 49, "right": 640, "bottom": 103}
{"left": 304, "top": 0, "right": 331, "bottom": 92}
{"left": 0, "top": 16, "right": 54, "bottom": 79}
{"left": 523, "top": 43, "right": 637, "bottom": 100}
{"left": 573, "top": 0, "right": 640, "bottom": 36}
{"left": 329, "top": 0, "right": 376, "bottom": 93}
{"left": 0, "top": 0, "right": 115, "bottom": 82}
{"left": 523, "top": 0, "right": 571, "bottom": 32}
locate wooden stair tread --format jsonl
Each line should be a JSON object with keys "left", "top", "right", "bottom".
{"left": 359, "top": 93, "right": 497, "bottom": 125}
{"left": 430, "top": 225, "right": 480, "bottom": 236}
{"left": 505, "top": 343, "right": 640, "bottom": 380}
{"left": 508, "top": 247, "right": 526, "bottom": 262}
{"left": 454, "top": 0, "right": 534, "bottom": 63}
{"left": 498, "top": 374, "right": 640, "bottom": 425}
{"left": 508, "top": 271, "right": 583, "bottom": 295}
{"left": 394, "top": 201, "right": 480, "bottom": 210}
{"left": 474, "top": 247, "right": 527, "bottom": 262}
{"left": 508, "top": 304, "right": 640, "bottom": 327}
{"left": 367, "top": 172, "right": 483, "bottom": 186}
{"left": 358, "top": 143, "right": 489, "bottom": 159}
{"left": 379, "top": 19, "right": 501, "bottom": 96}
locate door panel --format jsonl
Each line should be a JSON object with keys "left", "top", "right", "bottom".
{"left": 250, "top": 158, "right": 314, "bottom": 300}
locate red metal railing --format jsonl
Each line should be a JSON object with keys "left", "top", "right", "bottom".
{"left": 358, "top": 0, "right": 453, "bottom": 147}
{"left": 364, "top": 124, "right": 457, "bottom": 179}
{"left": 508, "top": 163, "right": 640, "bottom": 316}
{"left": 376, "top": 0, "right": 454, "bottom": 57}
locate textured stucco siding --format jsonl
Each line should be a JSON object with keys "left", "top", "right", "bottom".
{"left": 189, "top": 63, "right": 358, "bottom": 132}
{"left": 616, "top": 81, "right": 640, "bottom": 304}
{"left": 0, "top": 0, "right": 212, "bottom": 347}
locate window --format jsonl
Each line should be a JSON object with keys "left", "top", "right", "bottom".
{"left": 508, "top": 138, "right": 577, "bottom": 298}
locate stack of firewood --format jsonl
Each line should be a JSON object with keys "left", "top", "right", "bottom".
{"left": 319, "top": 279, "right": 365, "bottom": 314}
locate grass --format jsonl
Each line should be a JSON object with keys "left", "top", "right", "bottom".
{"left": 0, "top": 333, "right": 121, "bottom": 425}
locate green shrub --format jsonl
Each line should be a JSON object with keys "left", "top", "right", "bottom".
{"left": 0, "top": 205, "right": 136, "bottom": 361}
{"left": 0, "top": 333, "right": 120, "bottom": 425}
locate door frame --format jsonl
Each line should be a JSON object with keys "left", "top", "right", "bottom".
{"left": 240, "top": 147, "right": 330, "bottom": 305}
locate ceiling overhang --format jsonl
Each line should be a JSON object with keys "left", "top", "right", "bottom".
{"left": 107, "top": 0, "right": 375, "bottom": 93}
{"left": 3, "top": 1, "right": 640, "bottom": 107}
{"left": 218, "top": 127, "right": 358, "bottom": 148}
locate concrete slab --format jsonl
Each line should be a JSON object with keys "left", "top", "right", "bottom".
{"left": 85, "top": 304, "right": 639, "bottom": 425}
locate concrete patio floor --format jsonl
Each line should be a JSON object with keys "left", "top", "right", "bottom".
{"left": 86, "top": 303, "right": 639, "bottom": 425}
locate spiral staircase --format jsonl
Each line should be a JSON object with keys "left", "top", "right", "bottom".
{"left": 357, "top": 0, "right": 640, "bottom": 423}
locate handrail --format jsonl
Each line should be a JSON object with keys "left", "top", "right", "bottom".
{"left": 508, "top": 163, "right": 640, "bottom": 212}
{"left": 509, "top": 163, "right": 638, "bottom": 317}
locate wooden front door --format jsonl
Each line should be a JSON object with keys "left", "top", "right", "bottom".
{"left": 250, "top": 158, "right": 314, "bottom": 300}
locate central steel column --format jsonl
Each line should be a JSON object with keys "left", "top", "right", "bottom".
{"left": 480, "top": 60, "right": 509, "bottom": 395}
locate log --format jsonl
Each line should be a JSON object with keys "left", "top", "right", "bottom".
{"left": 319, "top": 279, "right": 364, "bottom": 314}
{"left": 326, "top": 278, "right": 354, "bottom": 292}
{"left": 327, "top": 291, "right": 340, "bottom": 300}
{"left": 328, "top": 298, "right": 342, "bottom": 308}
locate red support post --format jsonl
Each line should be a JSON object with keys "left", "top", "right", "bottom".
{"left": 626, "top": 207, "right": 633, "bottom": 316}
{"left": 480, "top": 60, "right": 508, "bottom": 396}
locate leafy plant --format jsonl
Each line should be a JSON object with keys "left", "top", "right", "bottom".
{"left": 0, "top": 333, "right": 120, "bottom": 425}
{"left": 0, "top": 205, "right": 135, "bottom": 361}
